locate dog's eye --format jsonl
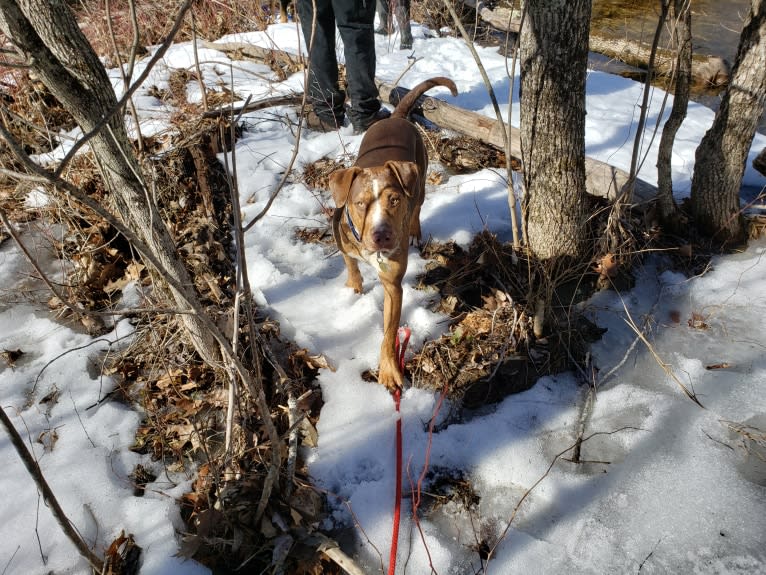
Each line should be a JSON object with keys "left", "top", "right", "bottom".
{"left": 355, "top": 200, "right": 366, "bottom": 210}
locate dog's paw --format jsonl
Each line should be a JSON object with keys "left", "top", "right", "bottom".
{"left": 345, "top": 278, "right": 363, "bottom": 293}
{"left": 377, "top": 361, "right": 405, "bottom": 391}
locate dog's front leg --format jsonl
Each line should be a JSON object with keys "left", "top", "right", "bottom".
{"left": 342, "top": 253, "right": 363, "bottom": 293}
{"left": 378, "top": 275, "right": 405, "bottom": 390}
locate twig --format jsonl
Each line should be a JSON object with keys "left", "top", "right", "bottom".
{"left": 190, "top": 11, "right": 209, "bottom": 112}
{"left": 201, "top": 93, "right": 303, "bottom": 118}
{"left": 0, "top": 405, "right": 103, "bottom": 571}
{"left": 1, "top": 545, "right": 20, "bottom": 575}
{"left": 571, "top": 382, "right": 596, "bottom": 464}
{"left": 442, "top": 0, "right": 520, "bottom": 248}
{"left": 488, "top": 427, "right": 644, "bottom": 571}
{"left": 638, "top": 537, "right": 663, "bottom": 572}
{"left": 310, "top": 532, "right": 368, "bottom": 575}
{"left": 224, "top": 290, "right": 241, "bottom": 456}
{"left": 33, "top": 337, "right": 115, "bottom": 395}
{"left": 620, "top": 302, "right": 704, "bottom": 408}
{"left": 503, "top": 0, "right": 524, "bottom": 248}
{"left": 105, "top": 0, "right": 143, "bottom": 151}
{"left": 623, "top": 1, "right": 668, "bottom": 204}
{"left": 35, "top": 493, "right": 45, "bottom": 565}
{"left": 219, "top": 86, "right": 282, "bottom": 522}
{"left": 68, "top": 391, "right": 96, "bottom": 448}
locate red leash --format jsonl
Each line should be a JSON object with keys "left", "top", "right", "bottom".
{"left": 388, "top": 326, "right": 410, "bottom": 575}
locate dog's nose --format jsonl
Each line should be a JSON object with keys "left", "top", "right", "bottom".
{"left": 372, "top": 228, "right": 393, "bottom": 249}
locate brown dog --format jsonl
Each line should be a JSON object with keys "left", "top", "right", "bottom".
{"left": 329, "top": 77, "right": 458, "bottom": 390}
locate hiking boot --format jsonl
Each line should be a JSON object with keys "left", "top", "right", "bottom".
{"left": 304, "top": 109, "right": 344, "bottom": 133}
{"left": 352, "top": 108, "right": 391, "bottom": 135}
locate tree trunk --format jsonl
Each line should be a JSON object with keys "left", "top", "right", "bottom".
{"left": 0, "top": 0, "right": 221, "bottom": 364}
{"left": 656, "top": 0, "right": 691, "bottom": 225}
{"left": 520, "top": 0, "right": 591, "bottom": 260}
{"left": 690, "top": 0, "right": 766, "bottom": 244}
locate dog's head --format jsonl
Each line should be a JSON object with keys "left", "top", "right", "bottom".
{"left": 329, "top": 160, "right": 420, "bottom": 255}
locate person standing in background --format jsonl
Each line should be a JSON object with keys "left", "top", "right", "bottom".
{"left": 375, "top": 0, "right": 413, "bottom": 50}
{"left": 295, "top": 0, "right": 390, "bottom": 133}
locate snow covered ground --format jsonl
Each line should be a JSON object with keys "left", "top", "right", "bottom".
{"left": 1, "top": 17, "right": 765, "bottom": 575}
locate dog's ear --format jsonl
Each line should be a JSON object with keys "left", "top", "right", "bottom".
{"left": 329, "top": 167, "right": 361, "bottom": 207}
{"left": 385, "top": 161, "right": 419, "bottom": 197}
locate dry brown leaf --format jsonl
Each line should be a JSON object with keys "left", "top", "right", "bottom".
{"left": 427, "top": 169, "right": 445, "bottom": 185}
{"left": 179, "top": 381, "right": 199, "bottom": 392}
{"left": 705, "top": 362, "right": 731, "bottom": 370}
{"left": 37, "top": 429, "right": 58, "bottom": 452}
{"left": 125, "top": 261, "right": 145, "bottom": 281}
{"left": 688, "top": 312, "right": 709, "bottom": 330}
{"left": 260, "top": 515, "right": 278, "bottom": 538}
{"left": 103, "top": 530, "right": 141, "bottom": 575}
{"left": 155, "top": 368, "right": 184, "bottom": 389}
{"left": 104, "top": 274, "right": 132, "bottom": 294}
{"left": 299, "top": 417, "right": 319, "bottom": 447}
{"left": 1, "top": 348, "right": 24, "bottom": 367}
{"left": 596, "top": 253, "right": 619, "bottom": 279}
{"left": 292, "top": 348, "right": 333, "bottom": 371}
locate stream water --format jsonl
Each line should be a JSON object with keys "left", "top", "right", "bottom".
{"left": 593, "top": 0, "right": 747, "bottom": 64}
{"left": 592, "top": 0, "right": 766, "bottom": 134}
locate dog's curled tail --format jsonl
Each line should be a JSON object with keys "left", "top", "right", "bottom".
{"left": 391, "top": 77, "right": 458, "bottom": 119}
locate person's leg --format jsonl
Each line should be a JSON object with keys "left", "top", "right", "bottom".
{"left": 295, "top": 0, "right": 346, "bottom": 125}
{"left": 332, "top": 0, "right": 383, "bottom": 131}
{"left": 375, "top": 0, "right": 392, "bottom": 34}
{"left": 396, "top": 0, "right": 412, "bottom": 49}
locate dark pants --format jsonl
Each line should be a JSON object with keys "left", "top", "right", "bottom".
{"left": 296, "top": 0, "right": 381, "bottom": 128}
{"left": 376, "top": 0, "right": 412, "bottom": 44}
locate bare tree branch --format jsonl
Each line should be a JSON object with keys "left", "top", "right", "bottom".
{"left": 0, "top": 404, "right": 103, "bottom": 571}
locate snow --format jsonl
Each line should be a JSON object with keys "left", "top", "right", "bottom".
{"left": 2, "top": 16, "right": 766, "bottom": 575}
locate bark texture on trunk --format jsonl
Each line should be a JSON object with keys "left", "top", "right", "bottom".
{"left": 656, "top": 0, "right": 692, "bottom": 224}
{"left": 690, "top": 0, "right": 766, "bottom": 244}
{"left": 520, "top": 0, "right": 591, "bottom": 260}
{"left": 0, "top": 0, "right": 221, "bottom": 364}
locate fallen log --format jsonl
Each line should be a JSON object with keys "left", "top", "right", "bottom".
{"left": 198, "top": 40, "right": 656, "bottom": 203}
{"left": 200, "top": 39, "right": 302, "bottom": 80}
{"left": 378, "top": 82, "right": 657, "bottom": 205}
{"left": 588, "top": 35, "right": 729, "bottom": 88}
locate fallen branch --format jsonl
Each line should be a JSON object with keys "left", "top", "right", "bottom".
{"left": 200, "top": 39, "right": 302, "bottom": 81}
{"left": 202, "top": 93, "right": 303, "bottom": 118}
{"left": 0, "top": 405, "right": 103, "bottom": 571}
